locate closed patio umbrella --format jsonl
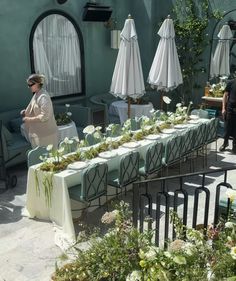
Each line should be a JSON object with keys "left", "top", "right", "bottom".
{"left": 110, "top": 15, "right": 145, "bottom": 118}
{"left": 147, "top": 16, "right": 183, "bottom": 107}
{"left": 210, "top": 24, "right": 233, "bottom": 78}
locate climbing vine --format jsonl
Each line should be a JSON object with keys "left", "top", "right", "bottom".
{"left": 173, "top": 0, "right": 222, "bottom": 103}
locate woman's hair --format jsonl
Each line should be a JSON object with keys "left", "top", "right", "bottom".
{"left": 27, "top": 74, "right": 46, "bottom": 87}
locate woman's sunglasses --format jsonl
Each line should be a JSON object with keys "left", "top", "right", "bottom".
{"left": 28, "top": 83, "right": 35, "bottom": 88}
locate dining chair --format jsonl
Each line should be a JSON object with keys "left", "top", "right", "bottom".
{"left": 139, "top": 141, "right": 163, "bottom": 179}
{"left": 191, "top": 122, "right": 207, "bottom": 170}
{"left": 27, "top": 146, "right": 48, "bottom": 168}
{"left": 191, "top": 109, "right": 209, "bottom": 119}
{"left": 59, "top": 137, "right": 78, "bottom": 154}
{"left": 105, "top": 124, "right": 122, "bottom": 137}
{"left": 204, "top": 118, "right": 219, "bottom": 165}
{"left": 162, "top": 135, "right": 182, "bottom": 175}
{"left": 181, "top": 128, "right": 195, "bottom": 172}
{"left": 130, "top": 118, "right": 141, "bottom": 131}
{"left": 204, "top": 109, "right": 217, "bottom": 119}
{"left": 0, "top": 120, "right": 19, "bottom": 188}
{"left": 85, "top": 132, "right": 103, "bottom": 146}
{"left": 107, "top": 151, "right": 140, "bottom": 196}
{"left": 69, "top": 162, "right": 108, "bottom": 211}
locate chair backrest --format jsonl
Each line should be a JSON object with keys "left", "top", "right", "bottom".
{"left": 59, "top": 138, "right": 78, "bottom": 154}
{"left": 204, "top": 118, "right": 219, "bottom": 144}
{"left": 192, "top": 123, "right": 207, "bottom": 150}
{"left": 119, "top": 151, "right": 140, "bottom": 187}
{"left": 181, "top": 128, "right": 194, "bottom": 156}
{"left": 105, "top": 124, "right": 122, "bottom": 137}
{"left": 27, "top": 146, "right": 48, "bottom": 167}
{"left": 85, "top": 133, "right": 103, "bottom": 146}
{"left": 163, "top": 135, "right": 182, "bottom": 166}
{"left": 191, "top": 109, "right": 209, "bottom": 119}
{"left": 130, "top": 118, "right": 141, "bottom": 131}
{"left": 204, "top": 109, "right": 217, "bottom": 119}
{"left": 145, "top": 142, "right": 163, "bottom": 175}
{"left": 82, "top": 162, "right": 108, "bottom": 202}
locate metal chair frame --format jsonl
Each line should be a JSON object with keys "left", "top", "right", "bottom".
{"left": 59, "top": 138, "right": 78, "bottom": 154}
{"left": 69, "top": 162, "right": 108, "bottom": 212}
{"left": 139, "top": 141, "right": 163, "bottom": 179}
{"left": 204, "top": 118, "right": 219, "bottom": 165}
{"left": 0, "top": 120, "right": 18, "bottom": 189}
{"left": 27, "top": 146, "right": 47, "bottom": 168}
{"left": 108, "top": 151, "right": 140, "bottom": 196}
{"left": 162, "top": 135, "right": 182, "bottom": 175}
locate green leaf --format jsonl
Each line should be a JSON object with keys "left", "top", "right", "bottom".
{"left": 173, "top": 255, "right": 187, "bottom": 265}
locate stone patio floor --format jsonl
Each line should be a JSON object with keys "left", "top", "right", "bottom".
{"left": 0, "top": 138, "right": 236, "bottom": 281}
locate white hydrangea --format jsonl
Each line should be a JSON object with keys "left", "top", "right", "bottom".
{"left": 225, "top": 221, "right": 235, "bottom": 229}
{"left": 144, "top": 246, "right": 159, "bottom": 260}
{"left": 230, "top": 246, "right": 236, "bottom": 260}
{"left": 226, "top": 188, "right": 236, "bottom": 201}
{"left": 126, "top": 270, "right": 142, "bottom": 281}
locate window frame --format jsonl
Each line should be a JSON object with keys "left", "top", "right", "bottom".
{"left": 29, "top": 9, "right": 86, "bottom": 100}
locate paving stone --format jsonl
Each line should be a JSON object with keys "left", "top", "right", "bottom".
{"left": 0, "top": 139, "right": 236, "bottom": 280}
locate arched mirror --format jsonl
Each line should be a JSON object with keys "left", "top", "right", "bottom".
{"left": 30, "top": 10, "right": 85, "bottom": 98}
{"left": 209, "top": 9, "right": 236, "bottom": 81}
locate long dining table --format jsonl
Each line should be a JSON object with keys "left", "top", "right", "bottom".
{"left": 24, "top": 118, "right": 211, "bottom": 250}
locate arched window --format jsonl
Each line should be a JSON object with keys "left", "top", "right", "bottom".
{"left": 30, "top": 10, "right": 85, "bottom": 98}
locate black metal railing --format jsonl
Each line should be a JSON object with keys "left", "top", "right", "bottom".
{"left": 132, "top": 165, "right": 236, "bottom": 247}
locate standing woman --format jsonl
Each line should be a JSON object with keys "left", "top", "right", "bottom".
{"left": 21, "top": 74, "right": 58, "bottom": 148}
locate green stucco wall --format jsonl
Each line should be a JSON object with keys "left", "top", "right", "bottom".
{"left": 0, "top": 0, "right": 132, "bottom": 112}
{"left": 1, "top": 0, "right": 236, "bottom": 112}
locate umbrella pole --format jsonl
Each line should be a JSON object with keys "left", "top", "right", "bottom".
{"left": 160, "top": 91, "right": 163, "bottom": 110}
{"left": 128, "top": 97, "right": 131, "bottom": 118}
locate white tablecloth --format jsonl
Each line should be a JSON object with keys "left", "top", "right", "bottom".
{"left": 21, "top": 121, "right": 78, "bottom": 145}
{"left": 109, "top": 100, "right": 154, "bottom": 124}
{"left": 57, "top": 121, "right": 78, "bottom": 143}
{"left": 24, "top": 119, "right": 210, "bottom": 250}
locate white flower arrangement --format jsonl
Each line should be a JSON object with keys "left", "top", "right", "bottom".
{"left": 226, "top": 188, "right": 236, "bottom": 202}
{"left": 231, "top": 246, "right": 236, "bottom": 260}
{"left": 208, "top": 77, "right": 227, "bottom": 97}
{"left": 126, "top": 270, "right": 142, "bottom": 281}
{"left": 163, "top": 95, "right": 172, "bottom": 104}
{"left": 83, "top": 124, "right": 103, "bottom": 145}
{"left": 105, "top": 123, "right": 121, "bottom": 137}
{"left": 83, "top": 125, "right": 95, "bottom": 134}
{"left": 44, "top": 144, "right": 64, "bottom": 163}
{"left": 55, "top": 103, "right": 72, "bottom": 126}
{"left": 122, "top": 119, "right": 131, "bottom": 132}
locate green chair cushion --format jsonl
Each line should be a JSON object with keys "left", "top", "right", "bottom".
{"left": 2, "top": 125, "right": 13, "bottom": 145}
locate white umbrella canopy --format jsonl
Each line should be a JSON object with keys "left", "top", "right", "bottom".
{"left": 110, "top": 15, "right": 145, "bottom": 117}
{"left": 147, "top": 16, "right": 183, "bottom": 93}
{"left": 210, "top": 24, "right": 233, "bottom": 78}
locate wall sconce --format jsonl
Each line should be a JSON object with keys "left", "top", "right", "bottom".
{"left": 111, "top": 29, "right": 120, "bottom": 49}
{"left": 105, "top": 18, "right": 120, "bottom": 49}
